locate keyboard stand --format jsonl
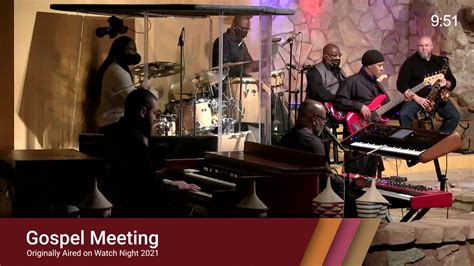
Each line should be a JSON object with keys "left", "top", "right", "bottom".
{"left": 400, "top": 208, "right": 430, "bottom": 222}
{"left": 434, "top": 158, "right": 448, "bottom": 192}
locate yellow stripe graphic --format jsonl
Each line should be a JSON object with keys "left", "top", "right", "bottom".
{"left": 300, "top": 218, "right": 342, "bottom": 266}
{"left": 343, "top": 219, "right": 380, "bottom": 265}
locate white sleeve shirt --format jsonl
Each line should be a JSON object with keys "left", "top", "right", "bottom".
{"left": 96, "top": 63, "right": 135, "bottom": 127}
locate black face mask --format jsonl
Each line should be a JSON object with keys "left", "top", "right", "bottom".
{"left": 328, "top": 58, "right": 341, "bottom": 71}
{"left": 233, "top": 28, "right": 248, "bottom": 40}
{"left": 122, "top": 53, "right": 141, "bottom": 65}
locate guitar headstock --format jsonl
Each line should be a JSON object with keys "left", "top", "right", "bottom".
{"left": 424, "top": 73, "right": 444, "bottom": 86}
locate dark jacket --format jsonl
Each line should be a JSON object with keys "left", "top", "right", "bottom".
{"left": 397, "top": 53, "right": 456, "bottom": 98}
{"left": 279, "top": 124, "right": 325, "bottom": 156}
{"left": 212, "top": 29, "right": 253, "bottom": 77}
{"left": 334, "top": 67, "right": 389, "bottom": 112}
{"left": 102, "top": 118, "right": 179, "bottom": 216}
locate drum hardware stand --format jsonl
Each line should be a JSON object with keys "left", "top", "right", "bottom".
{"left": 178, "top": 27, "right": 185, "bottom": 136}
{"left": 192, "top": 92, "right": 197, "bottom": 136}
{"left": 238, "top": 46, "right": 245, "bottom": 133}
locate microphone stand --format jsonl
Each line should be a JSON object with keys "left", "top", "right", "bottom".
{"left": 300, "top": 65, "right": 304, "bottom": 110}
{"left": 287, "top": 64, "right": 309, "bottom": 122}
{"left": 287, "top": 39, "right": 294, "bottom": 131}
{"left": 178, "top": 28, "right": 185, "bottom": 136}
{"left": 324, "top": 126, "right": 347, "bottom": 152}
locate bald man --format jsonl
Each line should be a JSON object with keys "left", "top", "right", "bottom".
{"left": 397, "top": 36, "right": 460, "bottom": 133}
{"left": 306, "top": 44, "right": 346, "bottom": 103}
{"left": 306, "top": 44, "right": 346, "bottom": 163}
{"left": 279, "top": 99, "right": 327, "bottom": 155}
{"left": 212, "top": 16, "right": 258, "bottom": 77}
{"left": 279, "top": 99, "right": 344, "bottom": 197}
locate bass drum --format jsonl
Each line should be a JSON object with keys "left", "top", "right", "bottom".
{"left": 167, "top": 98, "right": 216, "bottom": 134}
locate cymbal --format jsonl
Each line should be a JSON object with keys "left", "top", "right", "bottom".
{"left": 196, "top": 69, "right": 227, "bottom": 85}
{"left": 132, "top": 61, "right": 182, "bottom": 78}
{"left": 170, "top": 70, "right": 227, "bottom": 93}
{"left": 211, "top": 61, "right": 251, "bottom": 70}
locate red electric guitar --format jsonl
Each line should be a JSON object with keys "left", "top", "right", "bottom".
{"left": 324, "top": 102, "right": 345, "bottom": 121}
{"left": 345, "top": 73, "right": 444, "bottom": 135}
{"left": 325, "top": 74, "right": 389, "bottom": 122}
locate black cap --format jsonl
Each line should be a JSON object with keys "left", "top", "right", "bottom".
{"left": 362, "top": 49, "right": 385, "bottom": 66}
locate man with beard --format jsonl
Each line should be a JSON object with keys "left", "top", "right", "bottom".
{"left": 102, "top": 89, "right": 200, "bottom": 217}
{"left": 334, "top": 49, "right": 388, "bottom": 177}
{"left": 96, "top": 36, "right": 141, "bottom": 129}
{"left": 397, "top": 36, "right": 460, "bottom": 133}
{"left": 278, "top": 99, "right": 344, "bottom": 196}
{"left": 212, "top": 15, "right": 259, "bottom": 77}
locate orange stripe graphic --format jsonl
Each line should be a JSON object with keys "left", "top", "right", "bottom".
{"left": 300, "top": 218, "right": 342, "bottom": 266}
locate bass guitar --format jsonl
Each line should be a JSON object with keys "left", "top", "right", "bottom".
{"left": 325, "top": 74, "right": 388, "bottom": 122}
{"left": 345, "top": 74, "right": 444, "bottom": 135}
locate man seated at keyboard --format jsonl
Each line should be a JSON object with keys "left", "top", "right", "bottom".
{"left": 102, "top": 89, "right": 200, "bottom": 217}
{"left": 279, "top": 99, "right": 344, "bottom": 196}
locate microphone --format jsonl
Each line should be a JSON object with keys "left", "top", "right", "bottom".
{"left": 178, "top": 27, "right": 185, "bottom": 46}
{"left": 238, "top": 36, "right": 247, "bottom": 47}
{"left": 280, "top": 32, "right": 302, "bottom": 47}
{"left": 324, "top": 126, "right": 348, "bottom": 151}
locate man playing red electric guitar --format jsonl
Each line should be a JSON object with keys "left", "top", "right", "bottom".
{"left": 334, "top": 49, "right": 388, "bottom": 177}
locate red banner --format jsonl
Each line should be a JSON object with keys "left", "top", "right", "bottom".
{"left": 0, "top": 218, "right": 322, "bottom": 266}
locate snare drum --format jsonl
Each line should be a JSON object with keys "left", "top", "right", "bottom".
{"left": 230, "top": 78, "right": 260, "bottom": 123}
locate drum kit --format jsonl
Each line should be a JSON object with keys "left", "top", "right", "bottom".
{"left": 133, "top": 61, "right": 287, "bottom": 136}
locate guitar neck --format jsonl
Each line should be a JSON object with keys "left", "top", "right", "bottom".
{"left": 375, "top": 81, "right": 426, "bottom": 116}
